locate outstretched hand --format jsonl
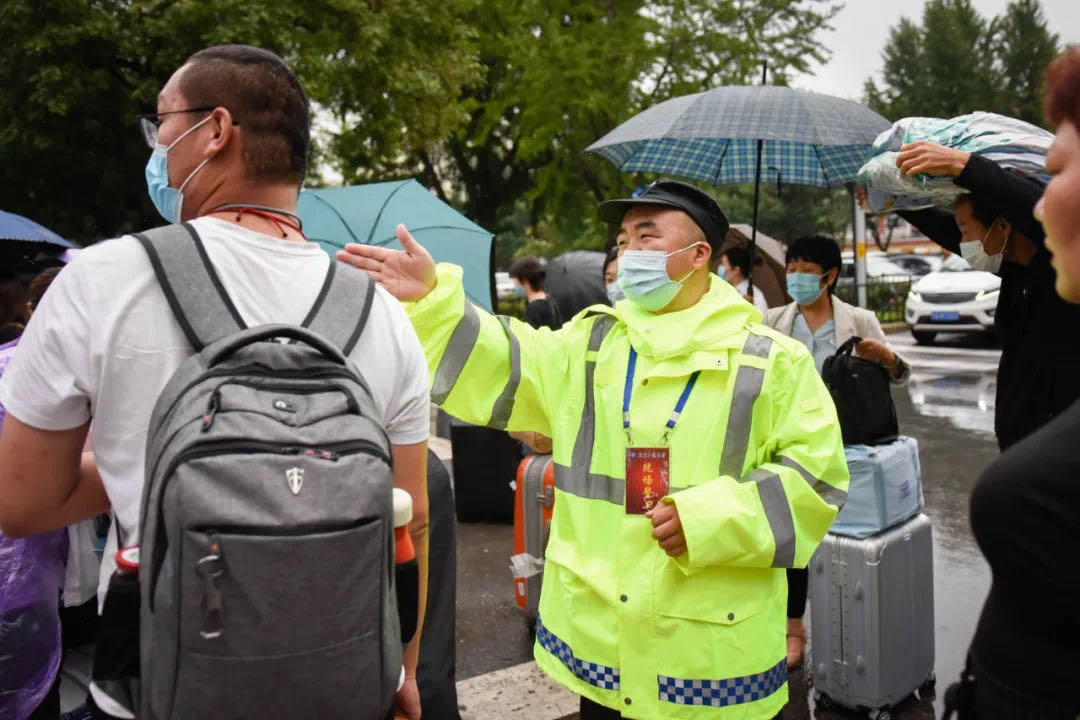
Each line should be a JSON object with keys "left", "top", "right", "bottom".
{"left": 336, "top": 224, "right": 437, "bottom": 302}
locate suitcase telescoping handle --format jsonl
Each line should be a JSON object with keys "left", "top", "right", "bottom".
{"left": 205, "top": 324, "right": 349, "bottom": 367}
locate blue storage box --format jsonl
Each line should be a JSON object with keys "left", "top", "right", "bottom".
{"left": 831, "top": 436, "right": 924, "bottom": 538}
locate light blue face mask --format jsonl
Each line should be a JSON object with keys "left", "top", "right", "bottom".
{"left": 715, "top": 265, "right": 728, "bottom": 281}
{"left": 606, "top": 281, "right": 625, "bottom": 304}
{"left": 786, "top": 272, "right": 827, "bottom": 306}
{"left": 145, "top": 115, "right": 214, "bottom": 223}
{"left": 616, "top": 242, "right": 701, "bottom": 312}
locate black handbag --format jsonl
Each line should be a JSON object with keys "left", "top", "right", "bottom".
{"left": 821, "top": 336, "right": 899, "bottom": 445}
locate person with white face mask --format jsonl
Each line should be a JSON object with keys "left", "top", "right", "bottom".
{"left": 338, "top": 178, "right": 849, "bottom": 720}
{"left": 863, "top": 140, "right": 1080, "bottom": 451}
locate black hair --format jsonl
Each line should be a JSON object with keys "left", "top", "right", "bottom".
{"left": 181, "top": 45, "right": 310, "bottom": 186}
{"left": 28, "top": 266, "right": 62, "bottom": 311}
{"left": 786, "top": 235, "right": 842, "bottom": 294}
{"left": 603, "top": 245, "right": 620, "bottom": 279}
{"left": 955, "top": 194, "right": 1000, "bottom": 229}
{"left": 721, "top": 246, "right": 753, "bottom": 279}
{"left": 0, "top": 275, "right": 28, "bottom": 327}
{"left": 509, "top": 255, "right": 546, "bottom": 291}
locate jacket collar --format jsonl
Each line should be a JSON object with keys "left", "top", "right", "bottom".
{"left": 830, "top": 296, "right": 857, "bottom": 345}
{"left": 608, "top": 275, "right": 761, "bottom": 375}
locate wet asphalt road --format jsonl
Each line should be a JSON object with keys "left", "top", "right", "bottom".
{"left": 450, "top": 331, "right": 1001, "bottom": 719}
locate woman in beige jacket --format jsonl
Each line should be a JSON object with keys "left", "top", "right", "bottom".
{"left": 762, "top": 234, "right": 908, "bottom": 670}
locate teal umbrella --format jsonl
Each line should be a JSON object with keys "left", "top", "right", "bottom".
{"left": 298, "top": 180, "right": 494, "bottom": 311}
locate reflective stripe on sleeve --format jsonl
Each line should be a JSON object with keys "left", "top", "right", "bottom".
{"left": 431, "top": 298, "right": 481, "bottom": 404}
{"left": 778, "top": 455, "right": 847, "bottom": 509}
{"left": 488, "top": 316, "right": 522, "bottom": 429}
{"left": 744, "top": 468, "right": 797, "bottom": 568}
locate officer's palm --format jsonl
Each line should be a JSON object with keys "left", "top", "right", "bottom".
{"left": 337, "top": 224, "right": 437, "bottom": 302}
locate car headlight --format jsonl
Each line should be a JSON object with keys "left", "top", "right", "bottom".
{"left": 976, "top": 288, "right": 999, "bottom": 301}
{"left": 907, "top": 291, "right": 922, "bottom": 303}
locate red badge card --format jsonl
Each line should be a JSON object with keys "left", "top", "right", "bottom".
{"left": 625, "top": 447, "right": 670, "bottom": 515}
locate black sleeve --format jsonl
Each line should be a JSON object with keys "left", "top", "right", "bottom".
{"left": 898, "top": 208, "right": 962, "bottom": 254}
{"left": 955, "top": 154, "right": 1046, "bottom": 247}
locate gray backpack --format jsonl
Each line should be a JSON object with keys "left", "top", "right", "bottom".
{"left": 133, "top": 223, "right": 401, "bottom": 719}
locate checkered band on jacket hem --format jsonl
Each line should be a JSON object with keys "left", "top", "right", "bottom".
{"left": 536, "top": 618, "right": 620, "bottom": 690}
{"left": 658, "top": 659, "right": 787, "bottom": 707}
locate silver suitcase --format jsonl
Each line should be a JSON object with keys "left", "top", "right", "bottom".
{"left": 809, "top": 513, "right": 936, "bottom": 718}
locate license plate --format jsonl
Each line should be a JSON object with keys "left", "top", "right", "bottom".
{"left": 930, "top": 311, "right": 960, "bottom": 322}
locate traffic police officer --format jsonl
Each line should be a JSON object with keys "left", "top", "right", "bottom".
{"left": 339, "top": 180, "right": 849, "bottom": 719}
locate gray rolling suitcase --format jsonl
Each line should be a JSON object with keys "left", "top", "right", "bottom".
{"left": 809, "top": 513, "right": 936, "bottom": 719}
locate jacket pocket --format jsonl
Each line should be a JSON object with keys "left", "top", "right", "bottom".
{"left": 653, "top": 556, "right": 781, "bottom": 626}
{"left": 652, "top": 558, "right": 786, "bottom": 681}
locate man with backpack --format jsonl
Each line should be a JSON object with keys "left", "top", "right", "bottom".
{"left": 0, "top": 45, "right": 430, "bottom": 720}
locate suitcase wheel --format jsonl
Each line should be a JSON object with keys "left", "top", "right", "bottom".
{"left": 869, "top": 710, "right": 892, "bottom": 720}
{"left": 813, "top": 692, "right": 833, "bottom": 711}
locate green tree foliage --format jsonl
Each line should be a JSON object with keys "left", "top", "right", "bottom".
{"left": 2, "top": 0, "right": 840, "bottom": 257}
{"left": 0, "top": 0, "right": 479, "bottom": 242}
{"left": 328, "top": 0, "right": 842, "bottom": 260}
{"left": 992, "top": 0, "right": 1060, "bottom": 126}
{"left": 865, "top": 0, "right": 1059, "bottom": 127}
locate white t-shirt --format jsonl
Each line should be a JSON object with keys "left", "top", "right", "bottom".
{"left": 735, "top": 278, "right": 769, "bottom": 313}
{"left": 0, "top": 216, "right": 430, "bottom": 602}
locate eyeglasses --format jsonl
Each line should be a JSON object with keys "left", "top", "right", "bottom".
{"left": 135, "top": 107, "right": 237, "bottom": 149}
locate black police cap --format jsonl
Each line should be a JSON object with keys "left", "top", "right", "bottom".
{"left": 597, "top": 179, "right": 730, "bottom": 251}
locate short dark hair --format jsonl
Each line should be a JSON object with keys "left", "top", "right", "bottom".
{"left": 721, "top": 247, "right": 752, "bottom": 279}
{"left": 1044, "top": 46, "right": 1080, "bottom": 129}
{"left": 955, "top": 194, "right": 999, "bottom": 229}
{"left": 603, "top": 245, "right": 620, "bottom": 279}
{"left": 180, "top": 45, "right": 310, "bottom": 186}
{"left": 786, "top": 235, "right": 842, "bottom": 294}
{"left": 509, "top": 256, "right": 546, "bottom": 290}
{"left": 28, "top": 267, "right": 62, "bottom": 311}
{"left": 0, "top": 275, "right": 28, "bottom": 327}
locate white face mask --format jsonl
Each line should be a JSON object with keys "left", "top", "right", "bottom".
{"left": 960, "top": 222, "right": 1008, "bottom": 274}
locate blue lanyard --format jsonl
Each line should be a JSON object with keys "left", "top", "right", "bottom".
{"left": 623, "top": 347, "right": 700, "bottom": 443}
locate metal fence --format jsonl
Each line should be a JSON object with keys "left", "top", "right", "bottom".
{"left": 835, "top": 274, "right": 914, "bottom": 324}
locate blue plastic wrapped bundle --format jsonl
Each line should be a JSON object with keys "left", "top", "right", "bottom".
{"left": 857, "top": 112, "right": 1053, "bottom": 212}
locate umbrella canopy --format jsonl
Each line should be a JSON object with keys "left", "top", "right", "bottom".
{"left": 545, "top": 250, "right": 608, "bottom": 321}
{"left": 298, "top": 180, "right": 494, "bottom": 311}
{"left": 0, "top": 210, "right": 73, "bottom": 246}
{"left": 1, "top": 210, "right": 75, "bottom": 277}
{"left": 587, "top": 83, "right": 890, "bottom": 295}
{"left": 715, "top": 225, "right": 789, "bottom": 308}
{"left": 586, "top": 86, "right": 891, "bottom": 189}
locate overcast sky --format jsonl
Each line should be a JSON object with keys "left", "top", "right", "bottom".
{"left": 791, "top": 0, "right": 1080, "bottom": 100}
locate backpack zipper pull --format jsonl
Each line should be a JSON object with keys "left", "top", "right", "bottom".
{"left": 201, "top": 392, "right": 220, "bottom": 432}
{"left": 196, "top": 534, "right": 225, "bottom": 639}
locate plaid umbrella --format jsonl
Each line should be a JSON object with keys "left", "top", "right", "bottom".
{"left": 586, "top": 84, "right": 891, "bottom": 291}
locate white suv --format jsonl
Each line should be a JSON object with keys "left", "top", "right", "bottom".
{"left": 905, "top": 256, "right": 1000, "bottom": 344}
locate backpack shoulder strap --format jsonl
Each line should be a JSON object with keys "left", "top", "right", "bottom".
{"left": 302, "top": 259, "right": 377, "bottom": 356}
{"left": 132, "top": 223, "right": 246, "bottom": 352}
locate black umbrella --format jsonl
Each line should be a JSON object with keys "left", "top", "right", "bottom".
{"left": 545, "top": 250, "right": 608, "bottom": 322}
